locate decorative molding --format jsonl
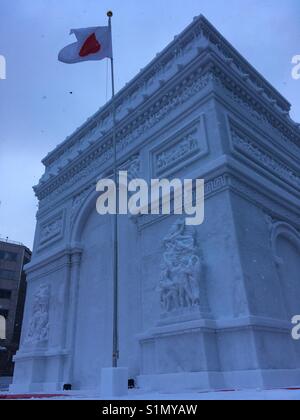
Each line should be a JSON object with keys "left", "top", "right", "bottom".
{"left": 31, "top": 16, "right": 299, "bottom": 219}
{"left": 265, "top": 214, "right": 278, "bottom": 245}
{"left": 203, "top": 175, "right": 227, "bottom": 196}
{"left": 199, "top": 18, "right": 290, "bottom": 113}
{"left": 36, "top": 63, "right": 300, "bottom": 209}
{"left": 214, "top": 68, "right": 300, "bottom": 153}
{"left": 228, "top": 175, "right": 300, "bottom": 228}
{"left": 34, "top": 17, "right": 300, "bottom": 207}
{"left": 25, "top": 284, "right": 50, "bottom": 345}
{"left": 68, "top": 155, "right": 140, "bottom": 228}
{"left": 25, "top": 247, "right": 83, "bottom": 281}
{"left": 111, "top": 154, "right": 141, "bottom": 181}
{"left": 35, "top": 69, "right": 300, "bottom": 209}
{"left": 70, "top": 185, "right": 94, "bottom": 227}
{"left": 36, "top": 71, "right": 213, "bottom": 205}
{"left": 42, "top": 15, "right": 292, "bottom": 174}
{"left": 114, "top": 73, "right": 211, "bottom": 158}
{"left": 230, "top": 127, "right": 300, "bottom": 189}
{"left": 265, "top": 218, "right": 300, "bottom": 267}
{"left": 38, "top": 211, "right": 65, "bottom": 250}
{"left": 151, "top": 116, "right": 208, "bottom": 177}
{"left": 41, "top": 20, "right": 204, "bottom": 169}
{"left": 126, "top": 155, "right": 140, "bottom": 182}
{"left": 136, "top": 174, "right": 228, "bottom": 231}
{"left": 156, "top": 131, "right": 198, "bottom": 174}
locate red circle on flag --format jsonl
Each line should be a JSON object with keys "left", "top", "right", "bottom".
{"left": 79, "top": 33, "right": 101, "bottom": 57}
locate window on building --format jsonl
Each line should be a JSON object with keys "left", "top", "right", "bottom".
{"left": 0, "top": 250, "right": 18, "bottom": 262}
{"left": 0, "top": 269, "right": 17, "bottom": 281}
{"left": 24, "top": 256, "right": 31, "bottom": 265}
{"left": 0, "top": 289, "right": 12, "bottom": 299}
{"left": 0, "top": 309, "right": 9, "bottom": 319}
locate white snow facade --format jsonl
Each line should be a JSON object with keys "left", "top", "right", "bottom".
{"left": 11, "top": 16, "right": 300, "bottom": 393}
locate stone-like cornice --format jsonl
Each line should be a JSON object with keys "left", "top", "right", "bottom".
{"left": 34, "top": 15, "right": 300, "bottom": 203}
{"left": 41, "top": 15, "right": 294, "bottom": 170}
{"left": 35, "top": 65, "right": 213, "bottom": 202}
{"left": 199, "top": 17, "right": 290, "bottom": 112}
{"left": 211, "top": 60, "right": 300, "bottom": 147}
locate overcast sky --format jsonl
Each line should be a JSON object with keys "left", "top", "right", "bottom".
{"left": 0, "top": 0, "right": 299, "bottom": 248}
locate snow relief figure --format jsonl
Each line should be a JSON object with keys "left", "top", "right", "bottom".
{"left": 158, "top": 218, "right": 204, "bottom": 314}
{"left": 25, "top": 285, "right": 50, "bottom": 344}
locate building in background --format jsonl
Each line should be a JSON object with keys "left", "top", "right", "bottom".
{"left": 0, "top": 239, "right": 31, "bottom": 377}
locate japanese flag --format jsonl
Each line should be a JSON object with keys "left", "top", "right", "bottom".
{"left": 58, "top": 26, "right": 112, "bottom": 64}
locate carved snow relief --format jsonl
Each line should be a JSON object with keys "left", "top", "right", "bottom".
{"left": 41, "top": 16, "right": 294, "bottom": 180}
{"left": 231, "top": 128, "right": 300, "bottom": 189}
{"left": 158, "top": 219, "right": 210, "bottom": 321}
{"left": 126, "top": 156, "right": 140, "bottom": 182}
{"left": 156, "top": 133, "right": 198, "bottom": 173}
{"left": 40, "top": 218, "right": 62, "bottom": 243}
{"left": 36, "top": 72, "right": 213, "bottom": 208}
{"left": 25, "top": 285, "right": 50, "bottom": 345}
{"left": 38, "top": 211, "right": 65, "bottom": 249}
{"left": 152, "top": 116, "right": 209, "bottom": 177}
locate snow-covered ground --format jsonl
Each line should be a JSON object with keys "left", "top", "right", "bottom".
{"left": 1, "top": 388, "right": 300, "bottom": 400}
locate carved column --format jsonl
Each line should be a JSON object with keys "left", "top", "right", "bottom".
{"left": 63, "top": 247, "right": 83, "bottom": 385}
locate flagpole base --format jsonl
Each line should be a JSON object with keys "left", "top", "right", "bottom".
{"left": 100, "top": 368, "right": 128, "bottom": 398}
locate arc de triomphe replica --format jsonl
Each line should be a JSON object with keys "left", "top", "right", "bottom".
{"left": 11, "top": 15, "right": 300, "bottom": 393}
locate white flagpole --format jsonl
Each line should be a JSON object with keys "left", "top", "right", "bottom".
{"left": 107, "top": 11, "right": 119, "bottom": 369}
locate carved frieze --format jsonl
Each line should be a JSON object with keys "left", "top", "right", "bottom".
{"left": 156, "top": 132, "right": 198, "bottom": 174}
{"left": 151, "top": 117, "right": 208, "bottom": 177}
{"left": 37, "top": 72, "right": 213, "bottom": 208}
{"left": 120, "top": 155, "right": 141, "bottom": 182}
{"left": 42, "top": 16, "right": 293, "bottom": 176}
{"left": 215, "top": 71, "right": 300, "bottom": 154}
{"left": 34, "top": 16, "right": 300, "bottom": 215}
{"left": 231, "top": 128, "right": 300, "bottom": 189}
{"left": 203, "top": 175, "right": 227, "bottom": 196}
{"left": 25, "top": 285, "right": 50, "bottom": 344}
{"left": 38, "top": 211, "right": 65, "bottom": 249}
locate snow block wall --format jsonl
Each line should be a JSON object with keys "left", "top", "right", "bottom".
{"left": 11, "top": 15, "right": 300, "bottom": 393}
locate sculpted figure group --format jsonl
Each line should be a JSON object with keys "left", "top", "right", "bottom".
{"left": 158, "top": 219, "right": 203, "bottom": 313}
